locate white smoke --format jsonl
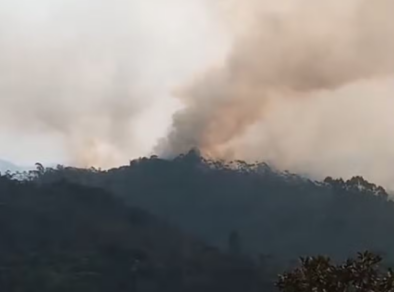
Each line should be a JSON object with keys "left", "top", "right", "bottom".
{"left": 0, "top": 0, "right": 229, "bottom": 167}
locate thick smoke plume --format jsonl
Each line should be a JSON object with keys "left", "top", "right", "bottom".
{"left": 0, "top": 1, "right": 142, "bottom": 167}
{"left": 159, "top": 0, "right": 394, "bottom": 189}
{"left": 2, "top": 0, "right": 394, "bottom": 189}
{"left": 0, "top": 0, "right": 226, "bottom": 167}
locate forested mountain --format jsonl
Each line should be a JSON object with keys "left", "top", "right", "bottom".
{"left": 0, "top": 175, "right": 269, "bottom": 292}
{"left": 3, "top": 150, "right": 394, "bottom": 291}
{"left": 24, "top": 150, "right": 394, "bottom": 264}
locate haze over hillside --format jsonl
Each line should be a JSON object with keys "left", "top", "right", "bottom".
{"left": 2, "top": 1, "right": 394, "bottom": 291}
{"left": 1, "top": 0, "right": 394, "bottom": 191}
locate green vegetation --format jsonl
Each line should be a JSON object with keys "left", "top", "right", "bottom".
{"left": 2, "top": 150, "right": 394, "bottom": 291}
{"left": 0, "top": 174, "right": 267, "bottom": 291}
{"left": 28, "top": 151, "right": 394, "bottom": 260}
{"left": 278, "top": 252, "right": 394, "bottom": 292}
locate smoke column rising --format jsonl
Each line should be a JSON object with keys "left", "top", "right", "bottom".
{"left": 159, "top": 0, "right": 394, "bottom": 189}
{"left": 2, "top": 0, "right": 394, "bottom": 190}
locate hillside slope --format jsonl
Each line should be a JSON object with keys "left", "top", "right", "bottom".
{"left": 0, "top": 175, "right": 266, "bottom": 292}
{"left": 32, "top": 151, "right": 394, "bottom": 262}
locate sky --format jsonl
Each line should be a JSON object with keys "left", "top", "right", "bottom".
{"left": 0, "top": 0, "right": 230, "bottom": 166}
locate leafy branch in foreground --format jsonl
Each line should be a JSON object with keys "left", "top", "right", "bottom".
{"left": 277, "top": 251, "right": 394, "bottom": 292}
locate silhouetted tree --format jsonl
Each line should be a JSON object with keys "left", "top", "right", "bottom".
{"left": 277, "top": 251, "right": 394, "bottom": 292}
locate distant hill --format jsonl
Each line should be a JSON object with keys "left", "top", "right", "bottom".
{"left": 31, "top": 150, "right": 394, "bottom": 264}
{"left": 0, "top": 159, "right": 22, "bottom": 173}
{"left": 0, "top": 159, "right": 37, "bottom": 174}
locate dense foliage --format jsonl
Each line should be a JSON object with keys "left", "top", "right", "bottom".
{"left": 277, "top": 251, "right": 394, "bottom": 292}
{"left": 27, "top": 150, "right": 394, "bottom": 262}
{"left": 0, "top": 175, "right": 268, "bottom": 292}
{"left": 4, "top": 150, "right": 394, "bottom": 291}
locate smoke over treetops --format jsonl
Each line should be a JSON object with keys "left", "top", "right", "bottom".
{"left": 1, "top": 0, "right": 394, "bottom": 189}
{"left": 158, "top": 0, "right": 394, "bottom": 189}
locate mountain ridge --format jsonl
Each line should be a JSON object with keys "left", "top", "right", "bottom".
{"left": 25, "top": 150, "right": 394, "bottom": 262}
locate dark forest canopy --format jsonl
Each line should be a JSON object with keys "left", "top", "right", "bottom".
{"left": 278, "top": 251, "right": 394, "bottom": 292}
{"left": 0, "top": 175, "right": 268, "bottom": 292}
{"left": 7, "top": 150, "right": 394, "bottom": 261}
{"left": 2, "top": 150, "right": 394, "bottom": 291}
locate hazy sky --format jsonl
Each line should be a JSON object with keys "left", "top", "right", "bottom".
{"left": 0, "top": 0, "right": 230, "bottom": 165}
{"left": 2, "top": 0, "right": 394, "bottom": 192}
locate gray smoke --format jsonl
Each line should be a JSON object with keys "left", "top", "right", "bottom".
{"left": 3, "top": 0, "right": 394, "bottom": 189}
{"left": 158, "top": 0, "right": 394, "bottom": 189}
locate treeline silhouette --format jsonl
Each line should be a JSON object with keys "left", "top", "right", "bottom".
{"left": 25, "top": 150, "right": 394, "bottom": 260}
{"left": 3, "top": 149, "right": 394, "bottom": 291}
